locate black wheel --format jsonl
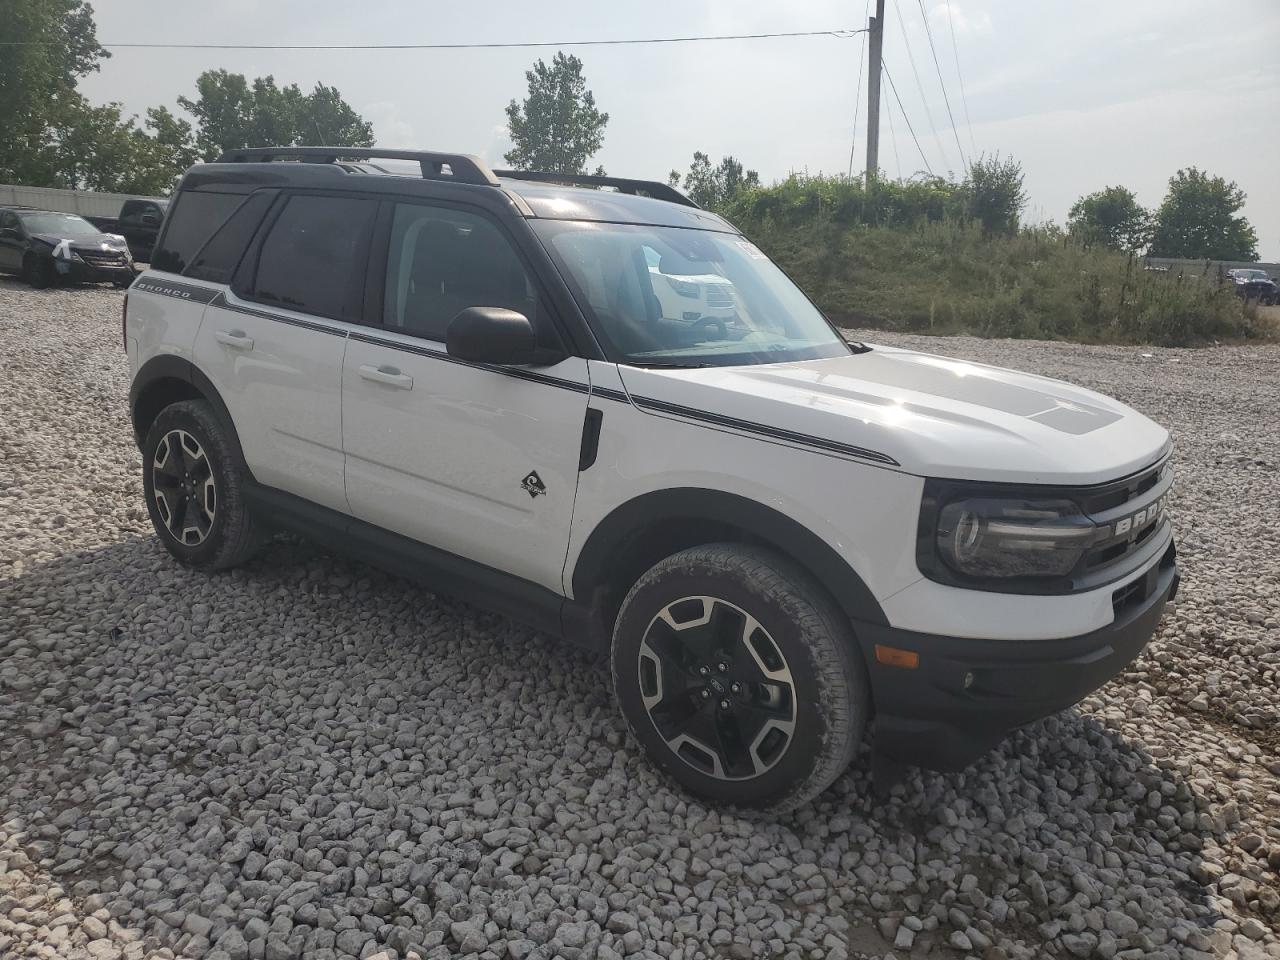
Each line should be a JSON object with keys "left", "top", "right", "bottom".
{"left": 24, "top": 255, "right": 55, "bottom": 289}
{"left": 142, "top": 400, "right": 263, "bottom": 570}
{"left": 612, "top": 544, "right": 868, "bottom": 812}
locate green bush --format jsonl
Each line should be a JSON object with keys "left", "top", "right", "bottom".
{"left": 720, "top": 184, "right": 1268, "bottom": 346}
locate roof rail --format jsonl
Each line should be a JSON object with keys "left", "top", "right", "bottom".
{"left": 493, "top": 169, "right": 699, "bottom": 209}
{"left": 214, "top": 147, "right": 499, "bottom": 186}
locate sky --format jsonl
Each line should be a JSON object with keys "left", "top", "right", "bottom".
{"left": 78, "top": 0, "right": 1280, "bottom": 259}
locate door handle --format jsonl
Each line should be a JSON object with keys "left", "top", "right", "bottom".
{"left": 215, "top": 329, "right": 254, "bottom": 350}
{"left": 359, "top": 364, "right": 413, "bottom": 390}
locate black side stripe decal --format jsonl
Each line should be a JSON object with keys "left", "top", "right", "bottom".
{"left": 131, "top": 277, "right": 222, "bottom": 304}
{"left": 190, "top": 285, "right": 894, "bottom": 466}
{"left": 629, "top": 395, "right": 900, "bottom": 467}
{"left": 210, "top": 292, "right": 347, "bottom": 337}
{"left": 347, "top": 331, "right": 590, "bottom": 393}
{"left": 590, "top": 386, "right": 630, "bottom": 403}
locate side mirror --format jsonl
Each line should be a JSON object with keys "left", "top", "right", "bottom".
{"left": 446, "top": 306, "right": 540, "bottom": 365}
{"left": 141, "top": 213, "right": 160, "bottom": 226}
{"left": 0, "top": 227, "right": 17, "bottom": 239}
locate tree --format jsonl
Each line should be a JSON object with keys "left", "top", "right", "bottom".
{"left": 504, "top": 52, "right": 608, "bottom": 173}
{"left": 1067, "top": 185, "right": 1151, "bottom": 252}
{"left": 667, "top": 152, "right": 760, "bottom": 208}
{"left": 179, "top": 71, "right": 374, "bottom": 160}
{"left": 0, "top": 0, "right": 108, "bottom": 184}
{"left": 1149, "top": 167, "right": 1259, "bottom": 261}
{"left": 962, "top": 154, "right": 1026, "bottom": 235}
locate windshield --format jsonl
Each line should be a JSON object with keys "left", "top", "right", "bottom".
{"left": 1234, "top": 269, "right": 1267, "bottom": 280}
{"left": 534, "top": 221, "right": 850, "bottom": 367}
{"left": 18, "top": 212, "right": 103, "bottom": 239}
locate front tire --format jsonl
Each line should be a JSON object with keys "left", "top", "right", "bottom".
{"left": 612, "top": 544, "right": 868, "bottom": 812}
{"left": 141, "top": 400, "right": 263, "bottom": 570}
{"left": 24, "top": 255, "right": 55, "bottom": 289}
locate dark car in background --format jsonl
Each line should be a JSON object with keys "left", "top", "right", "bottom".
{"left": 0, "top": 208, "right": 136, "bottom": 288}
{"left": 1226, "top": 268, "right": 1279, "bottom": 305}
{"left": 88, "top": 198, "right": 168, "bottom": 262}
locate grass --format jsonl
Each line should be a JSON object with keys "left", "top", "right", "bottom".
{"left": 720, "top": 178, "right": 1273, "bottom": 347}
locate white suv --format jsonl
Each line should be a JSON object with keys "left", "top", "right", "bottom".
{"left": 125, "top": 148, "right": 1179, "bottom": 811}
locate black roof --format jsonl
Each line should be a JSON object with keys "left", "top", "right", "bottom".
{"left": 194, "top": 146, "right": 737, "bottom": 233}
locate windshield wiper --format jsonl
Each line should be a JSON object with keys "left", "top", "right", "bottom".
{"left": 624, "top": 360, "right": 712, "bottom": 369}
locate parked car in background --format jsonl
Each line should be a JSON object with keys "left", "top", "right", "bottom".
{"left": 103, "top": 198, "right": 168, "bottom": 262}
{"left": 0, "top": 208, "right": 135, "bottom": 288}
{"left": 1226, "top": 268, "right": 1279, "bottom": 304}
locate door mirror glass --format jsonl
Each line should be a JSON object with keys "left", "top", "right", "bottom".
{"left": 447, "top": 307, "right": 540, "bottom": 365}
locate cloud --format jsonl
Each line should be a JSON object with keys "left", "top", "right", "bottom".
{"left": 929, "top": 1, "right": 992, "bottom": 36}
{"left": 364, "top": 101, "right": 415, "bottom": 147}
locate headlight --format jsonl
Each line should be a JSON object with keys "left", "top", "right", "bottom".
{"left": 664, "top": 275, "right": 701, "bottom": 299}
{"left": 934, "top": 497, "right": 1095, "bottom": 579}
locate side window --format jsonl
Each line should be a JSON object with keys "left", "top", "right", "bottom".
{"left": 0, "top": 211, "right": 15, "bottom": 231}
{"left": 151, "top": 190, "right": 247, "bottom": 274}
{"left": 382, "top": 203, "right": 542, "bottom": 342}
{"left": 251, "top": 195, "right": 376, "bottom": 321}
{"left": 120, "top": 200, "right": 141, "bottom": 223}
{"left": 184, "top": 191, "right": 275, "bottom": 284}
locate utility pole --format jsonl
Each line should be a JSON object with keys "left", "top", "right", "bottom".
{"left": 866, "top": 0, "right": 885, "bottom": 183}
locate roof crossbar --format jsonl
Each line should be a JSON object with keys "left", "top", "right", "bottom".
{"left": 493, "top": 169, "right": 699, "bottom": 209}
{"left": 214, "top": 147, "right": 499, "bottom": 186}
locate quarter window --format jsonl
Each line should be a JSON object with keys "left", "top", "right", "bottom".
{"left": 184, "top": 191, "right": 274, "bottom": 284}
{"left": 151, "top": 190, "right": 245, "bottom": 274}
{"left": 382, "top": 203, "right": 541, "bottom": 342}
{"left": 251, "top": 195, "right": 376, "bottom": 320}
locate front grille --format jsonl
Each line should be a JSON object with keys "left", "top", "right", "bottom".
{"left": 1081, "top": 459, "right": 1172, "bottom": 576}
{"left": 705, "top": 286, "right": 735, "bottom": 310}
{"left": 79, "top": 249, "right": 128, "bottom": 265}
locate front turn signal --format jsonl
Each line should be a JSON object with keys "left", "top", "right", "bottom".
{"left": 874, "top": 644, "right": 920, "bottom": 669}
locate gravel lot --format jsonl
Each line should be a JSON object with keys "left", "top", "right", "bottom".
{"left": 1, "top": 279, "right": 1278, "bottom": 960}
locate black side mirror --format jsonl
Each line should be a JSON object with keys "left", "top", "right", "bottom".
{"left": 446, "top": 306, "right": 540, "bottom": 365}
{"left": 141, "top": 213, "right": 160, "bottom": 226}
{"left": 0, "top": 227, "right": 16, "bottom": 239}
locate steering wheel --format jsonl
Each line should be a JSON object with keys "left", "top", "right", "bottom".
{"left": 691, "top": 316, "right": 728, "bottom": 341}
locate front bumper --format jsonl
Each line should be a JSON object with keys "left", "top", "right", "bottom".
{"left": 54, "top": 258, "right": 135, "bottom": 283}
{"left": 855, "top": 541, "right": 1179, "bottom": 771}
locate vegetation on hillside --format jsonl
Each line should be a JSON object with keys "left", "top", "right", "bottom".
{"left": 719, "top": 173, "right": 1270, "bottom": 346}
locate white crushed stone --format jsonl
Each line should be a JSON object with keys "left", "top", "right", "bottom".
{"left": 1, "top": 281, "right": 1278, "bottom": 960}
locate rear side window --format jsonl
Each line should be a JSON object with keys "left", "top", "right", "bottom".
{"left": 184, "top": 191, "right": 274, "bottom": 284}
{"left": 250, "top": 195, "right": 376, "bottom": 321}
{"left": 151, "top": 191, "right": 245, "bottom": 274}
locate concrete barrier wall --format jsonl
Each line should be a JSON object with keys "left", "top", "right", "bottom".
{"left": 1144, "top": 257, "right": 1280, "bottom": 277}
{"left": 0, "top": 184, "right": 165, "bottom": 219}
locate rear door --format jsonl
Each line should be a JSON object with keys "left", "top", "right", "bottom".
{"left": 192, "top": 191, "right": 376, "bottom": 514}
{"left": 341, "top": 199, "right": 589, "bottom": 592}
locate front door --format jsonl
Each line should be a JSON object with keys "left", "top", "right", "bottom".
{"left": 342, "top": 200, "right": 589, "bottom": 593}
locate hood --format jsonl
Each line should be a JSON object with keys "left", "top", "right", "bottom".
{"left": 29, "top": 232, "right": 127, "bottom": 250}
{"left": 616, "top": 345, "right": 1171, "bottom": 485}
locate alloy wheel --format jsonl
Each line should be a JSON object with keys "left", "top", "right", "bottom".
{"left": 637, "top": 596, "right": 797, "bottom": 780}
{"left": 151, "top": 429, "right": 217, "bottom": 546}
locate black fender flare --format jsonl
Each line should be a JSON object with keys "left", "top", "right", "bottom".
{"left": 571, "top": 487, "right": 889, "bottom": 628}
{"left": 129, "top": 355, "right": 250, "bottom": 476}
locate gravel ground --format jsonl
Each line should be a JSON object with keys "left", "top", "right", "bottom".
{"left": 1, "top": 279, "right": 1278, "bottom": 960}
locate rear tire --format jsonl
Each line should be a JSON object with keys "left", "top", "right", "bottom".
{"left": 141, "top": 400, "right": 264, "bottom": 570}
{"left": 611, "top": 543, "right": 868, "bottom": 812}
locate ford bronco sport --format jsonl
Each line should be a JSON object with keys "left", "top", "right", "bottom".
{"left": 125, "top": 148, "right": 1179, "bottom": 811}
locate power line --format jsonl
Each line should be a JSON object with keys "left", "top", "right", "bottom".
{"left": 847, "top": 0, "right": 871, "bottom": 177}
{"left": 915, "top": 0, "right": 967, "bottom": 170}
{"left": 881, "top": 59, "right": 932, "bottom": 177}
{"left": 0, "top": 28, "right": 867, "bottom": 52}
{"left": 943, "top": 0, "right": 977, "bottom": 156}
{"left": 882, "top": 68, "right": 902, "bottom": 179}
{"left": 893, "top": 0, "right": 950, "bottom": 173}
